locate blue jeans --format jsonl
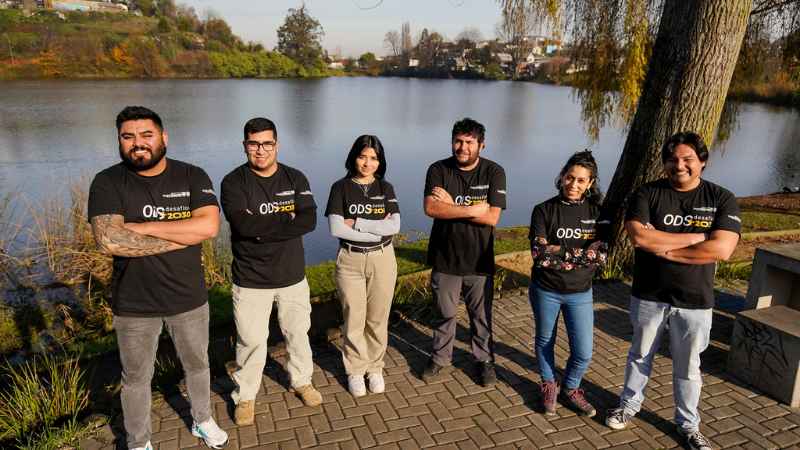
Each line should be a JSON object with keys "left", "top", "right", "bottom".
{"left": 528, "top": 281, "right": 594, "bottom": 389}
{"left": 114, "top": 303, "right": 211, "bottom": 448}
{"left": 619, "top": 295, "right": 712, "bottom": 434}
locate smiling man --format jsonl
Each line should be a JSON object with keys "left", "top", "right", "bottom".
{"left": 88, "top": 106, "right": 228, "bottom": 450}
{"left": 421, "top": 117, "right": 506, "bottom": 387}
{"left": 219, "top": 117, "right": 320, "bottom": 427}
{"left": 605, "top": 131, "right": 741, "bottom": 450}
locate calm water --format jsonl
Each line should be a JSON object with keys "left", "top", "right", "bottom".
{"left": 1, "top": 78, "right": 799, "bottom": 265}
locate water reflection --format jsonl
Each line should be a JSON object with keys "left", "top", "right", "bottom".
{"left": 1, "top": 78, "right": 799, "bottom": 265}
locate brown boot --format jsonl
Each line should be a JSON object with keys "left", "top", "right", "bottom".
{"left": 294, "top": 385, "right": 323, "bottom": 406}
{"left": 235, "top": 400, "right": 255, "bottom": 426}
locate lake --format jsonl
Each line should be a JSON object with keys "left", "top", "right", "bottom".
{"left": 1, "top": 77, "right": 798, "bottom": 265}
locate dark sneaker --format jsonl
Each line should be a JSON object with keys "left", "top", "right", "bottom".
{"left": 678, "top": 428, "right": 713, "bottom": 450}
{"left": 477, "top": 361, "right": 496, "bottom": 387}
{"left": 540, "top": 381, "right": 558, "bottom": 415}
{"left": 422, "top": 359, "right": 444, "bottom": 383}
{"left": 559, "top": 386, "right": 596, "bottom": 417}
{"left": 605, "top": 407, "right": 634, "bottom": 430}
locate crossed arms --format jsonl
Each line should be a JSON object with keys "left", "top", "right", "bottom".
{"left": 91, "top": 205, "right": 220, "bottom": 257}
{"left": 625, "top": 220, "right": 738, "bottom": 265}
{"left": 424, "top": 187, "right": 501, "bottom": 226}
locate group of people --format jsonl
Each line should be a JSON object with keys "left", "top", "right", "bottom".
{"left": 88, "top": 107, "right": 740, "bottom": 450}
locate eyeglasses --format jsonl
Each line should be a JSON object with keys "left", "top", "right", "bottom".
{"left": 246, "top": 141, "right": 276, "bottom": 152}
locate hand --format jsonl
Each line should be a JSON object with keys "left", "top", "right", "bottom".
{"left": 344, "top": 218, "right": 355, "bottom": 228}
{"left": 546, "top": 245, "right": 561, "bottom": 253}
{"left": 587, "top": 240, "right": 603, "bottom": 251}
{"left": 431, "top": 187, "right": 456, "bottom": 205}
{"left": 469, "top": 201, "right": 490, "bottom": 218}
{"left": 290, "top": 212, "right": 296, "bottom": 219}
{"left": 246, "top": 209, "right": 253, "bottom": 215}
{"left": 384, "top": 213, "right": 391, "bottom": 219}
{"left": 645, "top": 222, "right": 655, "bottom": 229}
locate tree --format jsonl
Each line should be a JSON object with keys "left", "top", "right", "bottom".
{"left": 384, "top": 30, "right": 401, "bottom": 61}
{"left": 505, "top": 0, "right": 751, "bottom": 271}
{"left": 494, "top": 2, "right": 535, "bottom": 77}
{"left": 415, "top": 28, "right": 445, "bottom": 75}
{"left": 132, "top": 0, "right": 156, "bottom": 17}
{"left": 484, "top": 61, "right": 504, "bottom": 80}
{"left": 276, "top": 3, "right": 325, "bottom": 71}
{"left": 204, "top": 18, "right": 236, "bottom": 47}
{"left": 359, "top": 52, "right": 375, "bottom": 67}
{"left": 455, "top": 26, "right": 483, "bottom": 53}
{"left": 400, "top": 21, "right": 413, "bottom": 67}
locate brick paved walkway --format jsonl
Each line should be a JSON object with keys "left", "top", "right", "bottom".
{"left": 82, "top": 282, "right": 800, "bottom": 449}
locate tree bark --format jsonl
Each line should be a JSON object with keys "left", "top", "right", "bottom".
{"left": 603, "top": 0, "right": 750, "bottom": 275}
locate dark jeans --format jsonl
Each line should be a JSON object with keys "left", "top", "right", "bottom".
{"left": 114, "top": 303, "right": 211, "bottom": 448}
{"left": 429, "top": 270, "right": 494, "bottom": 366}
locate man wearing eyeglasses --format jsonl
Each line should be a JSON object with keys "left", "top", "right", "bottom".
{"left": 220, "top": 117, "right": 320, "bottom": 427}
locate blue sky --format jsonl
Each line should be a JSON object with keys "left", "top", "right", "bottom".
{"left": 184, "top": 0, "right": 506, "bottom": 57}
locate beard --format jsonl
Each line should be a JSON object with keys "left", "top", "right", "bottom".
{"left": 454, "top": 152, "right": 479, "bottom": 168}
{"left": 119, "top": 141, "right": 167, "bottom": 172}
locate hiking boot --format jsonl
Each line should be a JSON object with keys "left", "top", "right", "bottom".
{"left": 294, "top": 384, "right": 323, "bottom": 406}
{"left": 477, "top": 360, "right": 496, "bottom": 387}
{"left": 422, "top": 359, "right": 444, "bottom": 383}
{"left": 367, "top": 372, "right": 385, "bottom": 393}
{"left": 234, "top": 400, "right": 254, "bottom": 426}
{"left": 191, "top": 418, "right": 229, "bottom": 449}
{"left": 605, "top": 407, "right": 634, "bottom": 430}
{"left": 559, "top": 386, "right": 596, "bottom": 417}
{"left": 678, "top": 428, "right": 713, "bottom": 450}
{"left": 540, "top": 381, "right": 558, "bottom": 415}
{"left": 348, "top": 374, "right": 367, "bottom": 398}
{"left": 129, "top": 441, "right": 152, "bottom": 450}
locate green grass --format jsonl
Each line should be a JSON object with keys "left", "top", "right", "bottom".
{"left": 15, "top": 416, "right": 92, "bottom": 450}
{"left": 741, "top": 211, "right": 800, "bottom": 234}
{"left": 0, "top": 356, "right": 89, "bottom": 442}
{"left": 716, "top": 260, "right": 752, "bottom": 280}
{"left": 494, "top": 226, "right": 531, "bottom": 254}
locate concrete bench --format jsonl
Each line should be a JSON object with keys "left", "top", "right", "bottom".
{"left": 727, "top": 242, "right": 800, "bottom": 407}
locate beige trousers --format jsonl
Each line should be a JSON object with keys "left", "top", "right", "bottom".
{"left": 335, "top": 244, "right": 398, "bottom": 375}
{"left": 231, "top": 278, "right": 313, "bottom": 404}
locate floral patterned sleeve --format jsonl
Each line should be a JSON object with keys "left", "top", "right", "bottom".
{"left": 531, "top": 236, "right": 609, "bottom": 270}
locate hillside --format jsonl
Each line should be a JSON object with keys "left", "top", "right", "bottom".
{"left": 0, "top": 9, "right": 326, "bottom": 78}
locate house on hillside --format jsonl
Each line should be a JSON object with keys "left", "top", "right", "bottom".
{"left": 44, "top": 0, "right": 127, "bottom": 12}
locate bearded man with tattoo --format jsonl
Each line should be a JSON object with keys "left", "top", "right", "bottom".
{"left": 88, "top": 106, "right": 228, "bottom": 450}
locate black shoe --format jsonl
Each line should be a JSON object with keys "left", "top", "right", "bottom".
{"left": 477, "top": 361, "right": 496, "bottom": 387}
{"left": 422, "top": 359, "right": 444, "bottom": 383}
{"left": 541, "top": 381, "right": 558, "bottom": 415}
{"left": 558, "top": 386, "right": 596, "bottom": 417}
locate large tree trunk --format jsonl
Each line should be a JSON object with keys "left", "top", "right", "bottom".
{"left": 603, "top": 0, "right": 750, "bottom": 275}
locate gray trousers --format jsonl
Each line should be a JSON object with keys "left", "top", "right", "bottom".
{"left": 430, "top": 270, "right": 494, "bottom": 366}
{"left": 114, "top": 303, "right": 212, "bottom": 448}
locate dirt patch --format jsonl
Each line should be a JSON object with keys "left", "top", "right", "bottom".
{"left": 738, "top": 192, "right": 800, "bottom": 215}
{"left": 731, "top": 235, "right": 800, "bottom": 262}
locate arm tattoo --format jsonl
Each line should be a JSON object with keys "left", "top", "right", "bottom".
{"left": 91, "top": 214, "right": 180, "bottom": 257}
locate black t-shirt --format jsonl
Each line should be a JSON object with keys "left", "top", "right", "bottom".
{"left": 424, "top": 157, "right": 507, "bottom": 276}
{"left": 529, "top": 196, "right": 609, "bottom": 294}
{"left": 87, "top": 158, "right": 220, "bottom": 317}
{"left": 220, "top": 163, "right": 317, "bottom": 289}
{"left": 627, "top": 178, "right": 741, "bottom": 309}
{"left": 324, "top": 177, "right": 401, "bottom": 247}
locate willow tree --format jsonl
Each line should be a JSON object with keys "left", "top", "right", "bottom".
{"left": 501, "top": 0, "right": 751, "bottom": 272}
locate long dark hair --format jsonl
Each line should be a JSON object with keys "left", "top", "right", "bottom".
{"left": 554, "top": 150, "right": 603, "bottom": 204}
{"left": 345, "top": 135, "right": 387, "bottom": 179}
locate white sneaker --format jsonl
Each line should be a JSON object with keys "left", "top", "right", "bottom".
{"left": 191, "top": 417, "right": 229, "bottom": 449}
{"left": 367, "top": 372, "right": 385, "bottom": 393}
{"left": 129, "top": 442, "right": 152, "bottom": 450}
{"left": 348, "top": 374, "right": 367, "bottom": 397}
